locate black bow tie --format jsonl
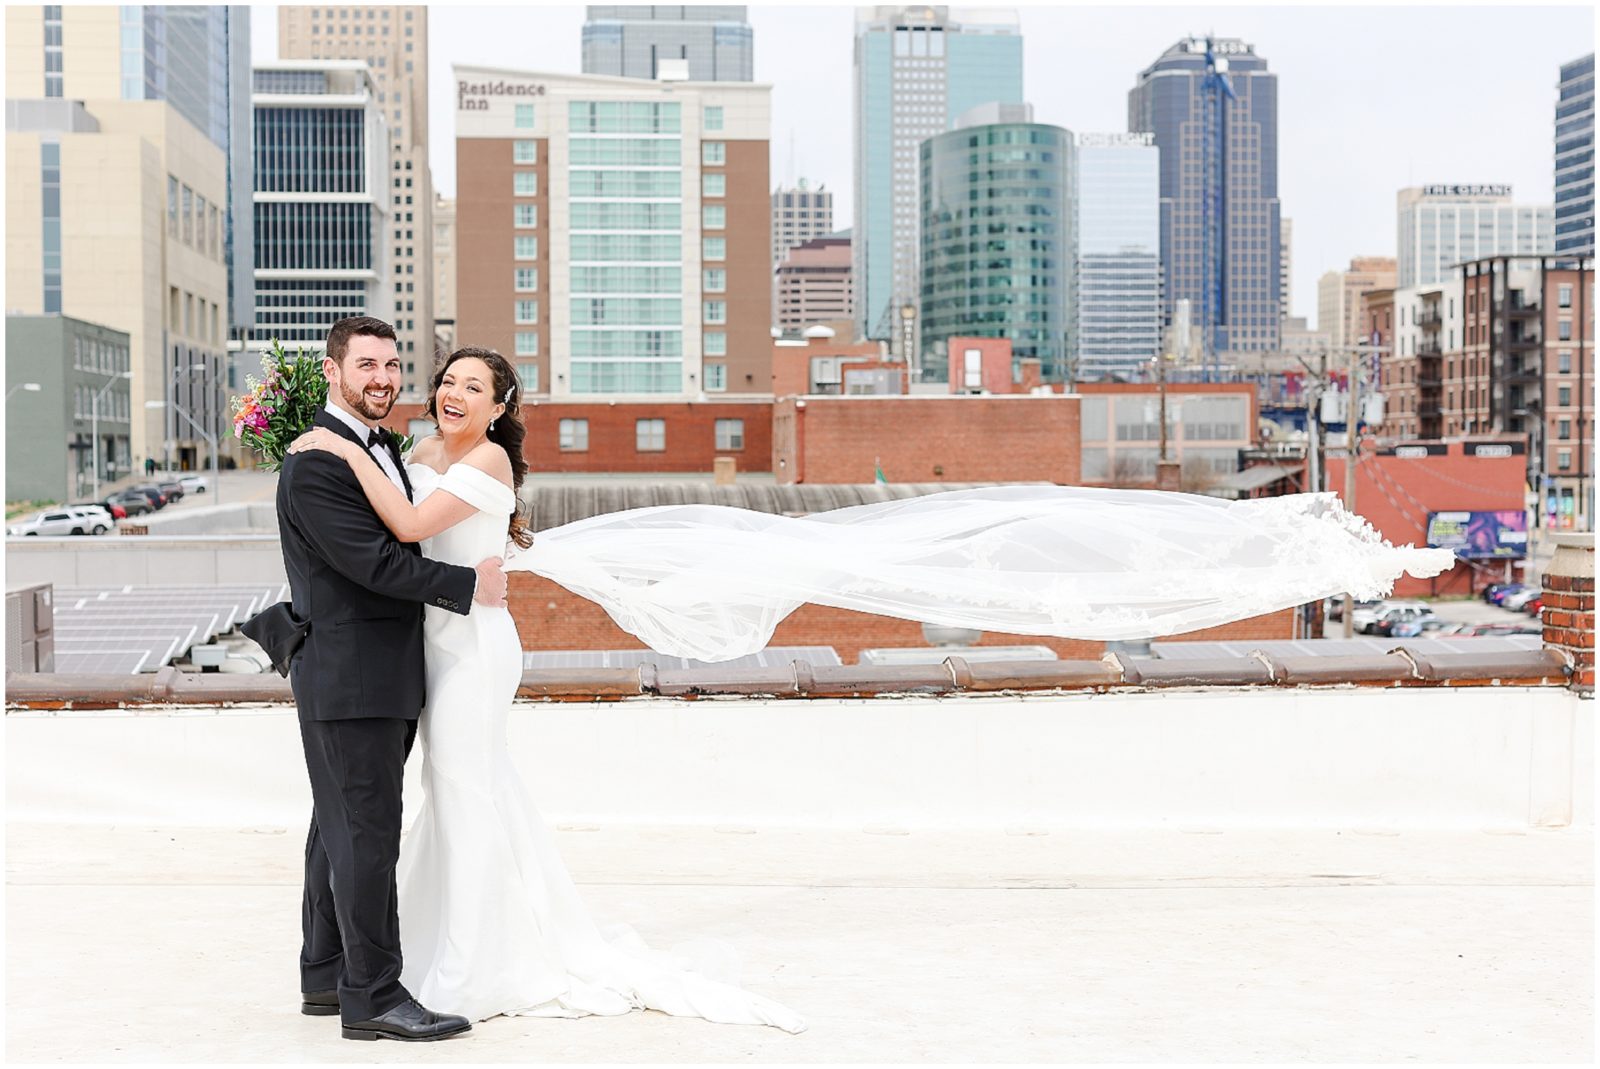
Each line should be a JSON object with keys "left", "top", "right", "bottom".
{"left": 367, "top": 428, "right": 388, "bottom": 450}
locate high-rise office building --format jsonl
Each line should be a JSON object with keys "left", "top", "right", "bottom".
{"left": 771, "top": 180, "right": 834, "bottom": 271}
{"left": 776, "top": 236, "right": 853, "bottom": 333}
{"left": 243, "top": 62, "right": 390, "bottom": 354}
{"left": 1556, "top": 54, "right": 1594, "bottom": 257}
{"left": 582, "top": 6, "right": 753, "bottom": 82}
{"left": 279, "top": 5, "right": 435, "bottom": 392}
{"left": 1076, "top": 132, "right": 1161, "bottom": 381}
{"left": 4, "top": 5, "right": 253, "bottom": 335}
{"left": 433, "top": 193, "right": 456, "bottom": 355}
{"left": 1396, "top": 185, "right": 1554, "bottom": 288}
{"left": 854, "top": 5, "right": 1023, "bottom": 347}
{"left": 921, "top": 104, "right": 1073, "bottom": 383}
{"left": 454, "top": 64, "right": 771, "bottom": 399}
{"left": 1316, "top": 256, "right": 1397, "bottom": 354}
{"left": 1280, "top": 217, "right": 1292, "bottom": 323}
{"left": 1128, "top": 37, "right": 1282, "bottom": 356}
{"left": 6, "top": 8, "right": 235, "bottom": 473}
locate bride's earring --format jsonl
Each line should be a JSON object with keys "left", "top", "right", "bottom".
{"left": 489, "top": 419, "right": 496, "bottom": 432}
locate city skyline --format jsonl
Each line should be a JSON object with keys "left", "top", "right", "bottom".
{"left": 251, "top": 3, "right": 1590, "bottom": 328}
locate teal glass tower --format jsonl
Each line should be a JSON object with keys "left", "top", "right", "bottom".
{"left": 920, "top": 105, "right": 1074, "bottom": 384}
{"left": 853, "top": 6, "right": 1023, "bottom": 348}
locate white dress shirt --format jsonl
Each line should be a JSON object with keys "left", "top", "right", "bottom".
{"left": 323, "top": 402, "right": 406, "bottom": 494}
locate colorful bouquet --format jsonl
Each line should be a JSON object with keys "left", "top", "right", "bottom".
{"left": 231, "top": 341, "right": 328, "bottom": 470}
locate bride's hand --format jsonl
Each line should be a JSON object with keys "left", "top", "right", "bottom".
{"left": 287, "top": 427, "right": 358, "bottom": 463}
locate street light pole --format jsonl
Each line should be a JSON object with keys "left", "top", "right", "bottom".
{"left": 6, "top": 382, "right": 42, "bottom": 401}
{"left": 91, "top": 371, "right": 133, "bottom": 501}
{"left": 145, "top": 397, "right": 220, "bottom": 504}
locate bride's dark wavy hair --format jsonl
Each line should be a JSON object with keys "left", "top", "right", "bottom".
{"left": 426, "top": 346, "right": 534, "bottom": 549}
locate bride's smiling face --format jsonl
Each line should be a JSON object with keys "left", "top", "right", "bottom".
{"left": 435, "top": 357, "right": 505, "bottom": 439}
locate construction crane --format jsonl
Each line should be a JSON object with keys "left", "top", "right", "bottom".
{"left": 1195, "top": 35, "right": 1236, "bottom": 383}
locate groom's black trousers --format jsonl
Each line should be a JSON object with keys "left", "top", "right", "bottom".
{"left": 298, "top": 716, "right": 417, "bottom": 1025}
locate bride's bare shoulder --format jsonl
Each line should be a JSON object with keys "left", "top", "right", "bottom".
{"left": 409, "top": 433, "right": 446, "bottom": 470}
{"left": 462, "top": 439, "right": 514, "bottom": 489}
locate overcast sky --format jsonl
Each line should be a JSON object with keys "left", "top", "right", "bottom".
{"left": 252, "top": 1, "right": 1594, "bottom": 326}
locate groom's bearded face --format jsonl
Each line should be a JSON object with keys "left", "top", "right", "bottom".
{"left": 330, "top": 335, "right": 401, "bottom": 421}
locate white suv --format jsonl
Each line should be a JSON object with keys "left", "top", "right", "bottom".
{"left": 7, "top": 506, "right": 108, "bottom": 536}
{"left": 178, "top": 474, "right": 210, "bottom": 494}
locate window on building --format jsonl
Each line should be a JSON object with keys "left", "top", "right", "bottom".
{"left": 702, "top": 141, "right": 725, "bottom": 165}
{"left": 514, "top": 204, "right": 538, "bottom": 228}
{"left": 703, "top": 268, "right": 726, "bottom": 293}
{"left": 514, "top": 172, "right": 538, "bottom": 196}
{"left": 703, "top": 106, "right": 724, "bottom": 131}
{"left": 1559, "top": 418, "right": 1572, "bottom": 440}
{"left": 636, "top": 418, "right": 666, "bottom": 452}
{"left": 514, "top": 267, "right": 538, "bottom": 291}
{"left": 515, "top": 300, "right": 539, "bottom": 324}
{"left": 514, "top": 103, "right": 535, "bottom": 129}
{"left": 515, "top": 235, "right": 538, "bottom": 260}
{"left": 1558, "top": 449, "right": 1573, "bottom": 471}
{"left": 703, "top": 300, "right": 727, "bottom": 324}
{"left": 705, "top": 362, "right": 727, "bottom": 390}
{"left": 1559, "top": 284, "right": 1572, "bottom": 308}
{"left": 1559, "top": 385, "right": 1573, "bottom": 407}
{"left": 714, "top": 418, "right": 744, "bottom": 450}
{"left": 1558, "top": 320, "right": 1572, "bottom": 341}
{"left": 559, "top": 418, "right": 588, "bottom": 451}
{"left": 513, "top": 140, "right": 538, "bottom": 164}
{"left": 704, "top": 332, "right": 727, "bottom": 357}
{"left": 703, "top": 205, "right": 725, "bottom": 229}
{"left": 703, "top": 237, "right": 726, "bottom": 260}
{"left": 1559, "top": 350, "right": 1573, "bottom": 373}
{"left": 515, "top": 332, "right": 539, "bottom": 356}
{"left": 702, "top": 173, "right": 725, "bottom": 198}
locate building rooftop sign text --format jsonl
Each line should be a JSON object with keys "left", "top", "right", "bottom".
{"left": 1422, "top": 184, "right": 1512, "bottom": 198}
{"left": 1079, "top": 132, "right": 1155, "bottom": 148}
{"left": 459, "top": 79, "right": 546, "bottom": 112}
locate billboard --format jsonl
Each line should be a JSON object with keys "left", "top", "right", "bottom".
{"left": 1426, "top": 510, "right": 1528, "bottom": 559}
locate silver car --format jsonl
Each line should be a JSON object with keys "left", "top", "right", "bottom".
{"left": 7, "top": 506, "right": 107, "bottom": 536}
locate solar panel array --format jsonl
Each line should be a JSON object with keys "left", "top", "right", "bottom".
{"left": 522, "top": 646, "right": 842, "bottom": 671}
{"left": 51, "top": 584, "right": 289, "bottom": 675}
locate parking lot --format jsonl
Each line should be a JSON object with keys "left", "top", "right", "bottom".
{"left": 1324, "top": 591, "right": 1541, "bottom": 638}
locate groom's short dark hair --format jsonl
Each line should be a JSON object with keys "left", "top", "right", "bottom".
{"left": 326, "top": 316, "right": 397, "bottom": 366}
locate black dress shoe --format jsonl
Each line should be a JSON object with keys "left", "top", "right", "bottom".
{"left": 341, "top": 998, "right": 471, "bottom": 1042}
{"left": 301, "top": 990, "right": 339, "bottom": 1016}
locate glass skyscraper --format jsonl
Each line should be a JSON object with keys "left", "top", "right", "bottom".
{"left": 854, "top": 5, "right": 1023, "bottom": 347}
{"left": 117, "top": 6, "right": 253, "bottom": 332}
{"left": 1128, "top": 37, "right": 1280, "bottom": 356}
{"left": 1076, "top": 134, "right": 1161, "bottom": 381}
{"left": 582, "top": 6, "right": 753, "bottom": 81}
{"left": 1556, "top": 53, "right": 1594, "bottom": 257}
{"left": 920, "top": 106, "right": 1073, "bottom": 383}
{"left": 244, "top": 62, "right": 389, "bottom": 350}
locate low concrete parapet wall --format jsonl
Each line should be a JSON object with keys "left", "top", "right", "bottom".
{"left": 5, "top": 534, "right": 287, "bottom": 587}
{"left": 6, "top": 686, "right": 1590, "bottom": 831}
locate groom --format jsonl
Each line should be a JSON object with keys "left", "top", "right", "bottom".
{"left": 257, "top": 315, "right": 506, "bottom": 1041}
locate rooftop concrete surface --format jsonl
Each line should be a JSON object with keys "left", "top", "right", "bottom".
{"left": 5, "top": 822, "right": 1591, "bottom": 1063}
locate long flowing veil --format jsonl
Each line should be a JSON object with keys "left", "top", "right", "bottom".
{"left": 502, "top": 486, "right": 1457, "bottom": 663}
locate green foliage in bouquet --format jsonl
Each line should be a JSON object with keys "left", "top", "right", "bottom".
{"left": 231, "top": 340, "right": 328, "bottom": 471}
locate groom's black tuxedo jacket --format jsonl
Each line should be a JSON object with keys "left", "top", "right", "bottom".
{"left": 271, "top": 409, "right": 476, "bottom": 722}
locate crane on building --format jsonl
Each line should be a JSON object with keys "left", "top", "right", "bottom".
{"left": 1195, "top": 34, "right": 1236, "bottom": 383}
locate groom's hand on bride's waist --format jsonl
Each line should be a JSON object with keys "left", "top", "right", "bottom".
{"left": 473, "top": 556, "right": 508, "bottom": 607}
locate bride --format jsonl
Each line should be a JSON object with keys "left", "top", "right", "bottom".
{"left": 287, "top": 346, "right": 808, "bottom": 1032}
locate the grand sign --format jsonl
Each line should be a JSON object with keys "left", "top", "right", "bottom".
{"left": 1421, "top": 184, "right": 1511, "bottom": 197}
{"left": 458, "top": 79, "right": 546, "bottom": 112}
{"left": 1079, "top": 132, "right": 1155, "bottom": 148}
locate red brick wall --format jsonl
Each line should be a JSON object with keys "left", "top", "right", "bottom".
{"left": 1324, "top": 439, "right": 1525, "bottom": 597}
{"left": 945, "top": 336, "right": 1014, "bottom": 394}
{"left": 771, "top": 338, "right": 884, "bottom": 398}
{"left": 773, "top": 395, "right": 1082, "bottom": 485}
{"left": 509, "top": 573, "right": 1297, "bottom": 663}
{"left": 383, "top": 400, "right": 773, "bottom": 474}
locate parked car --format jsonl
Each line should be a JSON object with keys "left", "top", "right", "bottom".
{"left": 8, "top": 507, "right": 102, "bottom": 536}
{"left": 1521, "top": 596, "right": 1543, "bottom": 616}
{"left": 129, "top": 484, "right": 169, "bottom": 509}
{"left": 177, "top": 474, "right": 210, "bottom": 494}
{"left": 1327, "top": 597, "right": 1378, "bottom": 623}
{"left": 1487, "top": 583, "right": 1530, "bottom": 607}
{"left": 1367, "top": 603, "right": 1437, "bottom": 636}
{"left": 156, "top": 479, "right": 185, "bottom": 502}
{"left": 1501, "top": 587, "right": 1541, "bottom": 612}
{"left": 70, "top": 500, "right": 125, "bottom": 522}
{"left": 63, "top": 504, "right": 115, "bottom": 533}
{"left": 106, "top": 489, "right": 154, "bottom": 516}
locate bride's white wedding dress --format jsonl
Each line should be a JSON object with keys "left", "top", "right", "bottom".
{"left": 394, "top": 461, "right": 807, "bottom": 1032}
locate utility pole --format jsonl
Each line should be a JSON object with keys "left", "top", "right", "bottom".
{"left": 1341, "top": 341, "right": 1362, "bottom": 638}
